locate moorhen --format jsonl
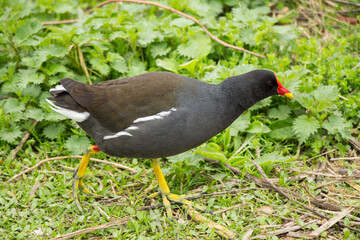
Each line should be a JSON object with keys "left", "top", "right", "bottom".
{"left": 47, "top": 70, "right": 293, "bottom": 217}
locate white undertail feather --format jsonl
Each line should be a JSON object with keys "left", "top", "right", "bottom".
{"left": 49, "top": 85, "right": 66, "bottom": 92}
{"left": 46, "top": 99, "right": 90, "bottom": 122}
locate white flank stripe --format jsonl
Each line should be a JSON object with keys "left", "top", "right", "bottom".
{"left": 50, "top": 85, "right": 66, "bottom": 92}
{"left": 46, "top": 99, "right": 90, "bottom": 122}
{"left": 103, "top": 108, "right": 177, "bottom": 140}
{"left": 103, "top": 126, "right": 138, "bottom": 140}
{"left": 133, "top": 108, "right": 177, "bottom": 123}
{"left": 104, "top": 131, "right": 132, "bottom": 139}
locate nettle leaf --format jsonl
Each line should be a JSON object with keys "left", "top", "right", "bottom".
{"left": 24, "top": 108, "right": 45, "bottom": 121}
{"left": 273, "top": 25, "right": 298, "bottom": 42}
{"left": 293, "top": 115, "right": 320, "bottom": 143}
{"left": 23, "top": 85, "right": 41, "bottom": 98}
{"left": 156, "top": 58, "right": 178, "bottom": 73}
{"left": 109, "top": 31, "right": 127, "bottom": 41}
{"left": 2, "top": 98, "right": 25, "bottom": 114}
{"left": 138, "top": 29, "right": 163, "bottom": 47}
{"left": 195, "top": 148, "right": 227, "bottom": 162}
{"left": 0, "top": 125, "right": 22, "bottom": 144}
{"left": 179, "top": 59, "right": 198, "bottom": 75}
{"left": 312, "top": 85, "right": 339, "bottom": 101}
{"left": 44, "top": 64, "right": 68, "bottom": 76}
{"left": 43, "top": 123, "right": 65, "bottom": 139}
{"left": 232, "top": 7, "right": 260, "bottom": 23}
{"left": 150, "top": 43, "right": 171, "bottom": 58}
{"left": 89, "top": 58, "right": 110, "bottom": 76}
{"left": 128, "top": 60, "right": 146, "bottom": 76}
{"left": 229, "top": 112, "right": 250, "bottom": 136}
{"left": 170, "top": 18, "right": 195, "bottom": 28}
{"left": 323, "top": 115, "right": 351, "bottom": 138}
{"left": 22, "top": 43, "right": 67, "bottom": 67}
{"left": 269, "top": 120, "right": 295, "bottom": 139}
{"left": 246, "top": 121, "right": 271, "bottom": 134}
{"left": 177, "top": 33, "right": 211, "bottom": 59}
{"left": 15, "top": 69, "right": 45, "bottom": 88}
{"left": 65, "top": 135, "right": 91, "bottom": 155}
{"left": 73, "top": 32, "right": 104, "bottom": 46}
{"left": 295, "top": 93, "right": 314, "bottom": 109}
{"left": 249, "top": 98, "right": 272, "bottom": 111}
{"left": 14, "top": 20, "right": 43, "bottom": 44}
{"left": 268, "top": 105, "right": 292, "bottom": 120}
{"left": 111, "top": 59, "right": 128, "bottom": 73}
{"left": 280, "top": 68, "right": 310, "bottom": 92}
{"left": 253, "top": 152, "right": 291, "bottom": 167}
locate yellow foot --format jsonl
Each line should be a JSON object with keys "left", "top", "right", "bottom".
{"left": 59, "top": 145, "right": 105, "bottom": 212}
{"left": 146, "top": 191, "right": 210, "bottom": 218}
{"left": 147, "top": 159, "right": 211, "bottom": 220}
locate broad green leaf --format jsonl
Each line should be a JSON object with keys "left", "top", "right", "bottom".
{"left": 312, "top": 85, "right": 339, "bottom": 101}
{"left": 273, "top": 25, "right": 298, "bottom": 42}
{"left": 269, "top": 120, "right": 295, "bottom": 139}
{"left": 127, "top": 60, "right": 146, "bottom": 76}
{"left": 195, "top": 148, "right": 227, "bottom": 162}
{"left": 22, "top": 85, "right": 41, "bottom": 98}
{"left": 211, "top": 172, "right": 227, "bottom": 181}
{"left": 253, "top": 152, "right": 291, "bottom": 167}
{"left": 15, "top": 69, "right": 45, "bottom": 88}
{"left": 179, "top": 59, "right": 198, "bottom": 75}
{"left": 65, "top": 135, "right": 91, "bottom": 155}
{"left": 295, "top": 93, "right": 314, "bottom": 109}
{"left": 249, "top": 98, "right": 272, "bottom": 111}
{"left": 109, "top": 31, "right": 127, "bottom": 41}
{"left": 0, "top": 125, "right": 22, "bottom": 144}
{"left": 43, "top": 123, "right": 65, "bottom": 139}
{"left": 24, "top": 108, "right": 45, "bottom": 121}
{"left": 268, "top": 105, "right": 292, "bottom": 120}
{"left": 270, "top": 127, "right": 296, "bottom": 139}
{"left": 177, "top": 33, "right": 211, "bottom": 59}
{"left": 293, "top": 115, "right": 320, "bottom": 143}
{"left": 44, "top": 64, "right": 68, "bottom": 76}
{"left": 229, "top": 112, "right": 250, "bottom": 136}
{"left": 2, "top": 98, "right": 25, "bottom": 114}
{"left": 170, "top": 18, "right": 194, "bottom": 28}
{"left": 89, "top": 58, "right": 110, "bottom": 76}
{"left": 156, "top": 58, "right": 178, "bottom": 73}
{"left": 150, "top": 43, "right": 171, "bottom": 58}
{"left": 322, "top": 115, "right": 351, "bottom": 138}
{"left": 246, "top": 121, "right": 271, "bottom": 134}
{"left": 14, "top": 20, "right": 43, "bottom": 44}
{"left": 111, "top": 59, "right": 128, "bottom": 73}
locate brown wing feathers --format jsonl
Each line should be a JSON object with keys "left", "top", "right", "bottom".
{"left": 52, "top": 72, "right": 181, "bottom": 133}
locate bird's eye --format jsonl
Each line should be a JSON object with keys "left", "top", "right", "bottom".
{"left": 267, "top": 81, "right": 273, "bottom": 86}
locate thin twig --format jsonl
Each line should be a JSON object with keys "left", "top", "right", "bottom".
{"left": 183, "top": 205, "right": 237, "bottom": 239}
{"left": 42, "top": 19, "right": 79, "bottom": 25}
{"left": 50, "top": 215, "right": 133, "bottom": 240}
{"left": 329, "top": 0, "right": 360, "bottom": 7}
{"left": 309, "top": 207, "right": 354, "bottom": 237}
{"left": 77, "top": 45, "right": 91, "bottom": 84}
{"left": 11, "top": 121, "right": 38, "bottom": 160}
{"left": 252, "top": 160, "right": 360, "bottom": 233}
{"left": 7, "top": 155, "right": 137, "bottom": 182}
{"left": 306, "top": 149, "right": 336, "bottom": 162}
{"left": 42, "top": 0, "right": 264, "bottom": 58}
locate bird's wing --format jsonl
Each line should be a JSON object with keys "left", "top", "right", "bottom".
{"left": 61, "top": 72, "right": 183, "bottom": 133}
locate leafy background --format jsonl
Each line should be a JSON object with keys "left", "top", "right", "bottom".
{"left": 1, "top": 0, "right": 360, "bottom": 239}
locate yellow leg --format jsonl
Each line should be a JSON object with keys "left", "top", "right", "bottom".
{"left": 59, "top": 145, "right": 101, "bottom": 212}
{"left": 150, "top": 159, "right": 208, "bottom": 219}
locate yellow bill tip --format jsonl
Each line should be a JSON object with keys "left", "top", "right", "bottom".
{"left": 284, "top": 92, "right": 294, "bottom": 99}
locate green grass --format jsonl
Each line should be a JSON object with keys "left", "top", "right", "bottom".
{"left": 1, "top": 0, "right": 360, "bottom": 239}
